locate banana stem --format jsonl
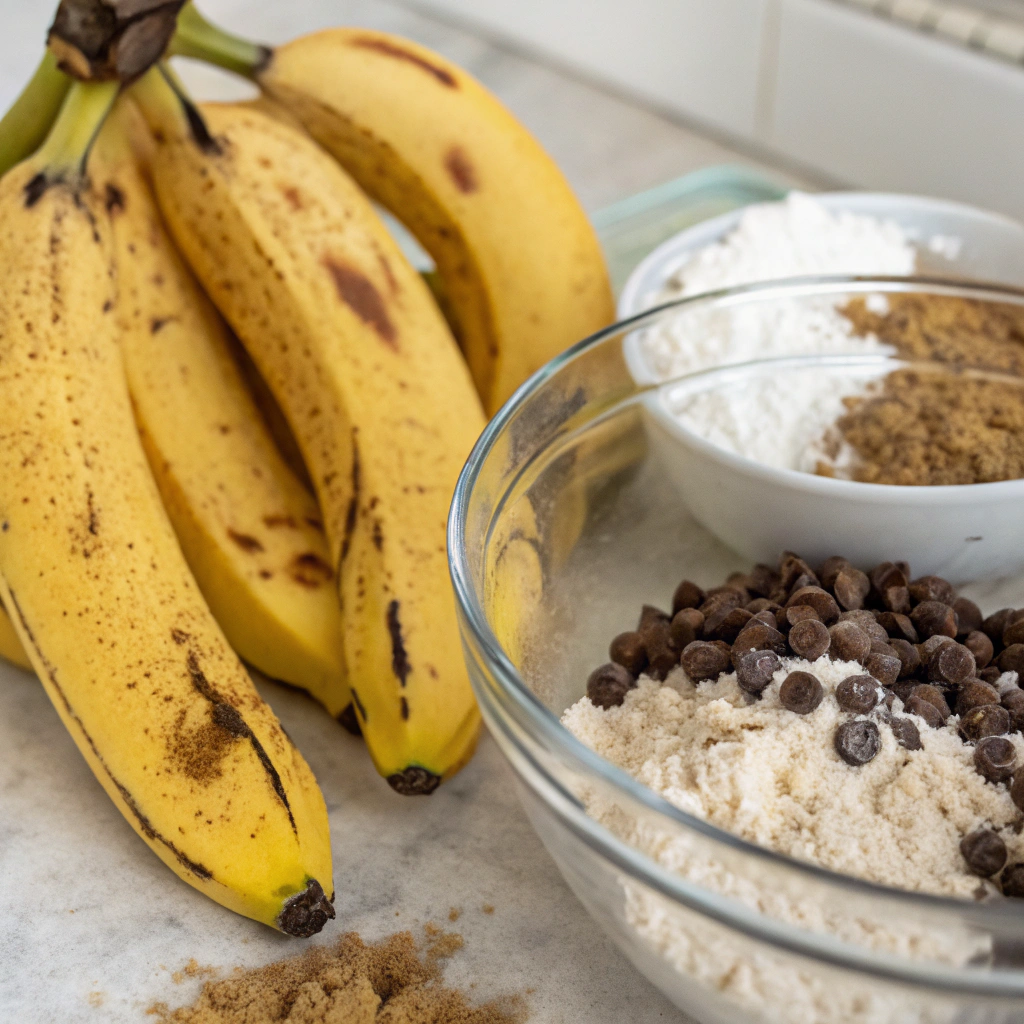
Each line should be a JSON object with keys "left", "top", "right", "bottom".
{"left": 171, "top": 2, "right": 270, "bottom": 79}
{"left": 36, "top": 79, "right": 120, "bottom": 183}
{"left": 0, "top": 51, "right": 72, "bottom": 178}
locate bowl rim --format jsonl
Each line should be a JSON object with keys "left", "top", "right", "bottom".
{"left": 449, "top": 274, "right": 1024, "bottom": 992}
{"left": 616, "top": 188, "right": 1024, "bottom": 321}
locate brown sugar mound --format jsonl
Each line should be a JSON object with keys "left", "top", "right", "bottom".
{"left": 831, "top": 370, "right": 1024, "bottom": 485}
{"left": 149, "top": 930, "right": 527, "bottom": 1024}
{"left": 822, "top": 295, "right": 1024, "bottom": 485}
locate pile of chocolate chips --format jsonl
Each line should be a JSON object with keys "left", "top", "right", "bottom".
{"left": 586, "top": 551, "right": 1024, "bottom": 896}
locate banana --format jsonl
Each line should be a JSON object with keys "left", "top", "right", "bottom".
{"left": 173, "top": 6, "right": 615, "bottom": 415}
{"left": 133, "top": 68, "right": 487, "bottom": 794}
{"left": 88, "top": 101, "right": 350, "bottom": 718}
{"left": 0, "top": 81, "right": 334, "bottom": 932}
{"left": 0, "top": 606, "right": 32, "bottom": 671}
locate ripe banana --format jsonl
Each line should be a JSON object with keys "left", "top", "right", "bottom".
{"left": 133, "top": 67, "right": 486, "bottom": 794}
{"left": 0, "top": 81, "right": 334, "bottom": 932}
{"left": 89, "top": 101, "right": 351, "bottom": 718}
{"left": 172, "top": 6, "right": 616, "bottom": 415}
{"left": 0, "top": 606, "right": 32, "bottom": 671}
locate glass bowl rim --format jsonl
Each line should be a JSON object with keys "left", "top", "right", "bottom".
{"left": 448, "top": 274, "right": 1024, "bottom": 990}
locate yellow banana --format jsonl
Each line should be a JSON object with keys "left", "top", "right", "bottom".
{"left": 133, "top": 68, "right": 486, "bottom": 794}
{"left": 173, "top": 7, "right": 615, "bottom": 415}
{"left": 88, "top": 101, "right": 350, "bottom": 719}
{"left": 0, "top": 606, "right": 32, "bottom": 671}
{"left": 0, "top": 81, "right": 334, "bottom": 932}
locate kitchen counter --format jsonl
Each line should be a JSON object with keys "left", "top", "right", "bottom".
{"left": 0, "top": 2, "right": 813, "bottom": 1021}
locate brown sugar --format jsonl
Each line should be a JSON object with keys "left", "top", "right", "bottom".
{"left": 148, "top": 929, "right": 526, "bottom": 1024}
{"left": 820, "top": 295, "right": 1024, "bottom": 485}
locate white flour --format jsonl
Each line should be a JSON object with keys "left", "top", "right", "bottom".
{"left": 563, "top": 662, "right": 1022, "bottom": 1023}
{"left": 639, "top": 193, "right": 928, "bottom": 472}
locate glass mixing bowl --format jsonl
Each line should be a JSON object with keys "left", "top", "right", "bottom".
{"left": 449, "top": 276, "right": 1024, "bottom": 1024}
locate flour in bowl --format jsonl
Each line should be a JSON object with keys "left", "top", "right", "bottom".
{"left": 638, "top": 193, "right": 931, "bottom": 472}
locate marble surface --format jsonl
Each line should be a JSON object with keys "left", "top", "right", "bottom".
{"left": 0, "top": 2, "right": 816, "bottom": 1021}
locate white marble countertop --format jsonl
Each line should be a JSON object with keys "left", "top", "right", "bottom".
{"left": 0, "top": 2, "right": 814, "bottom": 1021}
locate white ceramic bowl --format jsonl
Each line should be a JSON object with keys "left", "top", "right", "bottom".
{"left": 632, "top": 276, "right": 1024, "bottom": 585}
{"left": 618, "top": 191, "right": 1024, "bottom": 321}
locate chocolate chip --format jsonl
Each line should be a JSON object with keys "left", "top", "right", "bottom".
{"left": 672, "top": 580, "right": 705, "bottom": 614}
{"left": 980, "top": 666, "right": 1003, "bottom": 685}
{"left": 818, "top": 556, "right": 853, "bottom": 589}
{"left": 609, "top": 632, "right": 648, "bottom": 676}
{"left": 863, "top": 649, "right": 901, "bottom": 687}
{"left": 751, "top": 609, "right": 779, "bottom": 629}
{"left": 876, "top": 612, "right": 919, "bottom": 644}
{"left": 839, "top": 611, "right": 889, "bottom": 645}
{"left": 787, "top": 586, "right": 840, "bottom": 625}
{"left": 910, "top": 601, "right": 958, "bottom": 640}
{"left": 960, "top": 829, "right": 1007, "bottom": 877}
{"left": 965, "top": 631, "right": 995, "bottom": 671}
{"left": 870, "top": 561, "right": 908, "bottom": 595}
{"left": 587, "top": 663, "right": 636, "bottom": 709}
{"left": 982, "top": 608, "right": 1016, "bottom": 645}
{"left": 778, "top": 604, "right": 819, "bottom": 632}
{"left": 928, "top": 642, "right": 976, "bottom": 686}
{"left": 888, "top": 639, "right": 921, "bottom": 679}
{"left": 779, "top": 552, "right": 819, "bottom": 591}
{"left": 1004, "top": 620, "right": 1024, "bottom": 649}
{"left": 703, "top": 605, "right": 753, "bottom": 643}
{"left": 836, "top": 674, "right": 881, "bottom": 714}
{"left": 779, "top": 670, "right": 823, "bottom": 714}
{"left": 918, "top": 634, "right": 956, "bottom": 660}
{"left": 998, "top": 644, "right": 1024, "bottom": 676}
{"left": 669, "top": 608, "right": 704, "bottom": 650}
{"left": 974, "top": 736, "right": 1017, "bottom": 783}
{"left": 887, "top": 714, "right": 922, "bottom": 751}
{"left": 952, "top": 597, "right": 983, "bottom": 637}
{"left": 707, "top": 583, "right": 750, "bottom": 606}
{"left": 881, "top": 586, "right": 912, "bottom": 615}
{"left": 746, "top": 564, "right": 781, "bottom": 598}
{"left": 904, "top": 695, "right": 945, "bottom": 730}
{"left": 1002, "top": 864, "right": 1024, "bottom": 898}
{"left": 788, "top": 618, "right": 831, "bottom": 661}
{"left": 746, "top": 598, "right": 779, "bottom": 616}
{"left": 828, "top": 621, "right": 872, "bottom": 663}
{"left": 1003, "top": 689, "right": 1024, "bottom": 733}
{"left": 887, "top": 681, "right": 918, "bottom": 705}
{"left": 909, "top": 683, "right": 951, "bottom": 721}
{"left": 638, "top": 604, "right": 670, "bottom": 631}
{"left": 833, "top": 568, "right": 870, "bottom": 611}
{"left": 732, "top": 622, "right": 787, "bottom": 661}
{"left": 680, "top": 641, "right": 731, "bottom": 683}
{"left": 1011, "top": 770, "right": 1024, "bottom": 812}
{"left": 735, "top": 649, "right": 781, "bottom": 695}
{"left": 835, "top": 719, "right": 881, "bottom": 765}
{"left": 956, "top": 680, "right": 1001, "bottom": 716}
{"left": 908, "top": 575, "right": 956, "bottom": 606}
{"left": 642, "top": 621, "right": 679, "bottom": 681}
{"left": 960, "top": 704, "right": 1011, "bottom": 743}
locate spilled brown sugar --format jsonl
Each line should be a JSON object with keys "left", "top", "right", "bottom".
{"left": 148, "top": 929, "right": 526, "bottom": 1024}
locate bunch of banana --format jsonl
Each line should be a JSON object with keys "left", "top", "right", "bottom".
{"left": 0, "top": 0, "right": 613, "bottom": 929}
{"left": 0, "top": 80, "right": 334, "bottom": 933}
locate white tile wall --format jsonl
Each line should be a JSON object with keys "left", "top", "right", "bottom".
{"left": 770, "top": 0, "right": 1024, "bottom": 219}
{"left": 404, "top": 0, "right": 773, "bottom": 138}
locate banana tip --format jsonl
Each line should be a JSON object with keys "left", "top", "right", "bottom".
{"left": 387, "top": 766, "right": 442, "bottom": 796}
{"left": 277, "top": 878, "right": 336, "bottom": 937}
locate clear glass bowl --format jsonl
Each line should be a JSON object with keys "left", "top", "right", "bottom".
{"left": 449, "top": 276, "right": 1024, "bottom": 1024}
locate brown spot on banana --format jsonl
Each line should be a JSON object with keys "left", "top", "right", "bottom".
{"left": 227, "top": 528, "right": 264, "bottom": 553}
{"left": 339, "top": 439, "right": 360, "bottom": 566}
{"left": 348, "top": 36, "right": 458, "bottom": 88}
{"left": 350, "top": 687, "right": 367, "bottom": 724}
{"left": 104, "top": 183, "right": 125, "bottom": 214}
{"left": 289, "top": 552, "right": 332, "bottom": 588}
{"left": 263, "top": 514, "right": 297, "bottom": 529}
{"left": 150, "top": 316, "right": 176, "bottom": 334}
{"left": 185, "top": 651, "right": 297, "bottom": 833}
{"left": 321, "top": 257, "right": 397, "bottom": 348}
{"left": 400, "top": 696, "right": 409, "bottom": 721}
{"left": 386, "top": 600, "right": 410, "bottom": 687}
{"left": 281, "top": 185, "right": 303, "bottom": 210}
{"left": 444, "top": 146, "right": 478, "bottom": 194}
{"left": 337, "top": 703, "right": 362, "bottom": 736}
